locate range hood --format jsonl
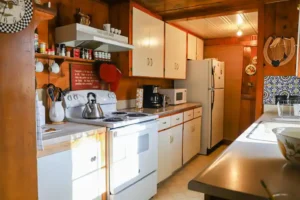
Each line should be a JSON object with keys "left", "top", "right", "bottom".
{"left": 55, "top": 23, "right": 134, "bottom": 52}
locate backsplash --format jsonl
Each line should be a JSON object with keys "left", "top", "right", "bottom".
{"left": 264, "top": 76, "right": 300, "bottom": 104}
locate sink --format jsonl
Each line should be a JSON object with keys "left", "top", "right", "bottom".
{"left": 246, "top": 121, "right": 300, "bottom": 143}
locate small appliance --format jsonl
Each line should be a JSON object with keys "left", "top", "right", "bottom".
{"left": 143, "top": 85, "right": 162, "bottom": 108}
{"left": 158, "top": 88, "right": 187, "bottom": 105}
{"left": 175, "top": 59, "right": 225, "bottom": 155}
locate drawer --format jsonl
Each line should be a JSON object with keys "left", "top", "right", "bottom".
{"left": 194, "top": 107, "right": 202, "bottom": 118}
{"left": 158, "top": 116, "right": 171, "bottom": 131}
{"left": 184, "top": 110, "right": 194, "bottom": 122}
{"left": 170, "top": 113, "right": 183, "bottom": 126}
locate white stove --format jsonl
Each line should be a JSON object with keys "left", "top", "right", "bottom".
{"left": 64, "top": 90, "right": 158, "bottom": 200}
{"left": 64, "top": 90, "right": 158, "bottom": 128}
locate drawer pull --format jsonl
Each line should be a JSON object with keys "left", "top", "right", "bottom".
{"left": 176, "top": 118, "right": 180, "bottom": 120}
{"left": 188, "top": 114, "right": 192, "bottom": 117}
{"left": 162, "top": 122, "right": 167, "bottom": 124}
{"left": 90, "top": 156, "right": 97, "bottom": 162}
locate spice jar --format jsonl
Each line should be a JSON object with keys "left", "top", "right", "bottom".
{"left": 40, "top": 42, "right": 46, "bottom": 54}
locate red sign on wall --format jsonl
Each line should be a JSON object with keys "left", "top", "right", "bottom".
{"left": 70, "top": 64, "right": 101, "bottom": 90}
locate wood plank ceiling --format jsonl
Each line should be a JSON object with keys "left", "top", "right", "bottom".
{"left": 129, "top": 0, "right": 288, "bottom": 21}
{"left": 173, "top": 12, "right": 258, "bottom": 39}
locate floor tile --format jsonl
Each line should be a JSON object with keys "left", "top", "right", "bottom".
{"left": 154, "top": 145, "right": 228, "bottom": 200}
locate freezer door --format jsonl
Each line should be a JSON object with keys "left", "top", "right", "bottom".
{"left": 211, "top": 88, "right": 224, "bottom": 148}
{"left": 214, "top": 61, "right": 225, "bottom": 89}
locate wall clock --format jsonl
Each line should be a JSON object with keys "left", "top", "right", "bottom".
{"left": 0, "top": 0, "right": 33, "bottom": 33}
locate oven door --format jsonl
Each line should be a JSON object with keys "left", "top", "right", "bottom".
{"left": 175, "top": 89, "right": 187, "bottom": 104}
{"left": 109, "top": 120, "right": 158, "bottom": 195}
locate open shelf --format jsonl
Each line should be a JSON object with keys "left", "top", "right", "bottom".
{"left": 34, "top": 4, "right": 57, "bottom": 22}
{"left": 35, "top": 53, "right": 95, "bottom": 63}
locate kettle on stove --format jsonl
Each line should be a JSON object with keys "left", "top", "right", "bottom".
{"left": 82, "top": 92, "right": 104, "bottom": 119}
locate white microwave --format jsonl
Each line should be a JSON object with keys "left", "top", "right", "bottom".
{"left": 159, "top": 88, "right": 187, "bottom": 105}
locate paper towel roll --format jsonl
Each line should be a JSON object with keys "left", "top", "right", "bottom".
{"left": 136, "top": 88, "right": 143, "bottom": 109}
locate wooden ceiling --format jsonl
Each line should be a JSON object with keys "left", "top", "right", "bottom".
{"left": 173, "top": 12, "right": 258, "bottom": 39}
{"left": 126, "top": 0, "right": 289, "bottom": 21}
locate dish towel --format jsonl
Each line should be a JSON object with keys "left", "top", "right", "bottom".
{"left": 36, "top": 92, "right": 44, "bottom": 151}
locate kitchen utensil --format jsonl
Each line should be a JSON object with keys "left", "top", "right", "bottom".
{"left": 82, "top": 92, "right": 104, "bottom": 119}
{"left": 35, "top": 60, "right": 44, "bottom": 72}
{"left": 49, "top": 101, "right": 65, "bottom": 123}
{"left": 114, "top": 29, "right": 119, "bottom": 34}
{"left": 49, "top": 62, "right": 60, "bottom": 74}
{"left": 47, "top": 84, "right": 56, "bottom": 102}
{"left": 118, "top": 29, "right": 121, "bottom": 35}
{"left": 110, "top": 68, "right": 122, "bottom": 92}
{"left": 103, "top": 23, "right": 111, "bottom": 32}
{"left": 99, "top": 63, "right": 117, "bottom": 83}
{"left": 260, "top": 180, "right": 275, "bottom": 200}
{"left": 272, "top": 127, "right": 300, "bottom": 166}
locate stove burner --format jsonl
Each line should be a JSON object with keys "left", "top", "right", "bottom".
{"left": 104, "top": 117, "right": 124, "bottom": 122}
{"left": 112, "top": 112, "right": 127, "bottom": 115}
{"left": 127, "top": 113, "right": 148, "bottom": 117}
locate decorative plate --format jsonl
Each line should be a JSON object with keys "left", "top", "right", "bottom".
{"left": 245, "top": 64, "right": 256, "bottom": 76}
{"left": 0, "top": 0, "right": 33, "bottom": 33}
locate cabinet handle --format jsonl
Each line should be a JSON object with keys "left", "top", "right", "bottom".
{"left": 151, "top": 58, "right": 153, "bottom": 66}
{"left": 174, "top": 63, "right": 177, "bottom": 70}
{"left": 162, "top": 122, "right": 167, "bottom": 124}
{"left": 176, "top": 118, "right": 180, "bottom": 120}
{"left": 177, "top": 63, "right": 179, "bottom": 70}
{"left": 90, "top": 156, "right": 97, "bottom": 162}
{"left": 170, "top": 135, "right": 174, "bottom": 143}
{"left": 147, "top": 58, "right": 150, "bottom": 66}
{"left": 188, "top": 114, "right": 192, "bottom": 117}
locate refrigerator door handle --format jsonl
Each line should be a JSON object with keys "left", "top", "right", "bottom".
{"left": 211, "top": 66, "right": 215, "bottom": 89}
{"left": 211, "top": 89, "right": 215, "bottom": 110}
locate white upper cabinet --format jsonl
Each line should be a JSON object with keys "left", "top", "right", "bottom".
{"left": 165, "top": 23, "right": 187, "bottom": 79}
{"left": 132, "top": 7, "right": 164, "bottom": 78}
{"left": 196, "top": 38, "right": 204, "bottom": 60}
{"left": 188, "top": 34, "right": 197, "bottom": 60}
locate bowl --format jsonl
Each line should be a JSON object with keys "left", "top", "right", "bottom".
{"left": 272, "top": 127, "right": 300, "bottom": 166}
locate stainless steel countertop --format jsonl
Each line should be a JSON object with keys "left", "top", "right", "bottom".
{"left": 188, "top": 113, "right": 300, "bottom": 200}
{"left": 121, "top": 102, "right": 202, "bottom": 117}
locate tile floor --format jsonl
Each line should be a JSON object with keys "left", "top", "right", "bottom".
{"left": 152, "top": 145, "right": 228, "bottom": 200}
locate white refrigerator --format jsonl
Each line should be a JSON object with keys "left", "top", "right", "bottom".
{"left": 175, "top": 59, "right": 224, "bottom": 155}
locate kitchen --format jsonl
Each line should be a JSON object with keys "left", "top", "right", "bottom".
{"left": 1, "top": 0, "right": 300, "bottom": 200}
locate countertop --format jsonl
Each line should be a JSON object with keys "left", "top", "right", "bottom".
{"left": 188, "top": 112, "right": 300, "bottom": 200}
{"left": 42, "top": 122, "right": 106, "bottom": 147}
{"left": 122, "top": 102, "right": 202, "bottom": 117}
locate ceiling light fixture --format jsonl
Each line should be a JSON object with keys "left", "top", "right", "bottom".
{"left": 237, "top": 29, "right": 243, "bottom": 37}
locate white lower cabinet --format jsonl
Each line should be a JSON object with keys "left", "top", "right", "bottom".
{"left": 158, "top": 125, "right": 183, "bottom": 183}
{"left": 38, "top": 138, "right": 105, "bottom": 200}
{"left": 183, "top": 117, "right": 201, "bottom": 164}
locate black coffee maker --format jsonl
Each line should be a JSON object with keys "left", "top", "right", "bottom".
{"left": 143, "top": 85, "right": 162, "bottom": 108}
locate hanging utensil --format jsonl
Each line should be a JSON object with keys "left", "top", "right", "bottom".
{"left": 47, "top": 84, "right": 56, "bottom": 102}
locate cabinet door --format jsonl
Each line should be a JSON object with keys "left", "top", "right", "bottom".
{"left": 165, "top": 23, "right": 187, "bottom": 79}
{"left": 148, "top": 16, "right": 164, "bottom": 78}
{"left": 196, "top": 38, "right": 204, "bottom": 60}
{"left": 183, "top": 120, "right": 193, "bottom": 164}
{"left": 132, "top": 7, "right": 151, "bottom": 77}
{"left": 188, "top": 34, "right": 197, "bottom": 60}
{"left": 192, "top": 117, "right": 201, "bottom": 156}
{"left": 170, "top": 125, "right": 183, "bottom": 172}
{"left": 158, "top": 129, "right": 172, "bottom": 183}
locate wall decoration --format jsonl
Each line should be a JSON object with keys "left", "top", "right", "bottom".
{"left": 263, "top": 36, "right": 295, "bottom": 67}
{"left": 264, "top": 76, "right": 300, "bottom": 104}
{"left": 245, "top": 64, "right": 256, "bottom": 76}
{"left": 70, "top": 64, "right": 101, "bottom": 90}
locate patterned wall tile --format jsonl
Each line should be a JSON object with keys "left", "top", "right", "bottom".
{"left": 264, "top": 76, "right": 300, "bottom": 104}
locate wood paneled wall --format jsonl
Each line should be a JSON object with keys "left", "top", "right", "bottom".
{"left": 205, "top": 45, "right": 244, "bottom": 141}
{"left": 0, "top": 16, "right": 37, "bottom": 200}
{"left": 263, "top": 0, "right": 298, "bottom": 76}
{"left": 36, "top": 0, "right": 172, "bottom": 103}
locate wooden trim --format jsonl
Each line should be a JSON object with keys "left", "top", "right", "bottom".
{"left": 167, "top": 22, "right": 204, "bottom": 40}
{"left": 204, "top": 35, "right": 258, "bottom": 47}
{"left": 255, "top": 3, "right": 265, "bottom": 120}
{"left": 222, "top": 139, "right": 233, "bottom": 145}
